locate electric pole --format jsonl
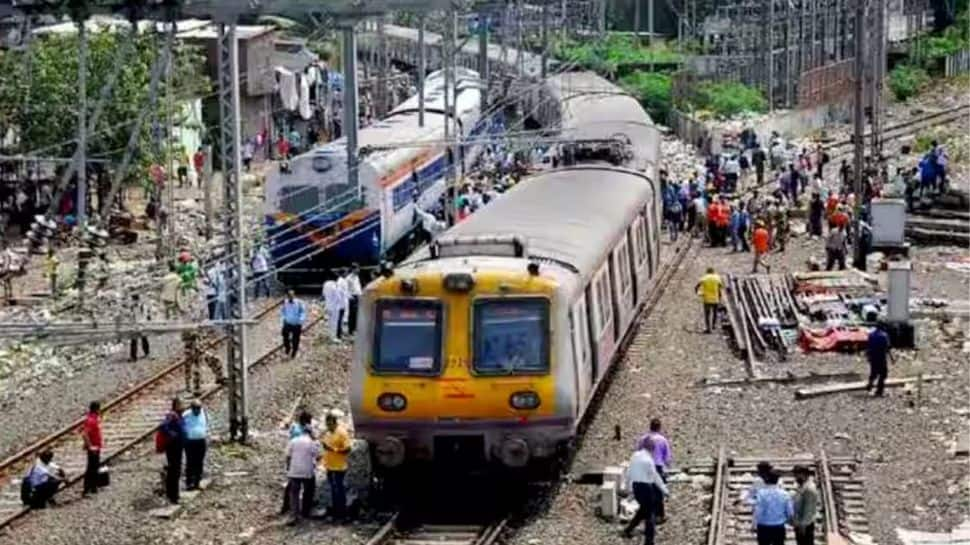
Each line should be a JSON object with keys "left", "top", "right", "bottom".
{"left": 853, "top": 0, "right": 868, "bottom": 270}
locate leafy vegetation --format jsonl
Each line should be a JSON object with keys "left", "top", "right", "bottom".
{"left": 555, "top": 35, "right": 684, "bottom": 76}
{"left": 618, "top": 72, "right": 673, "bottom": 122}
{"left": 888, "top": 64, "right": 931, "bottom": 101}
{"left": 0, "top": 31, "right": 209, "bottom": 177}
{"left": 675, "top": 81, "right": 768, "bottom": 118}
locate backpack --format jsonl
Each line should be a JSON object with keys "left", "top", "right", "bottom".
{"left": 155, "top": 428, "right": 168, "bottom": 453}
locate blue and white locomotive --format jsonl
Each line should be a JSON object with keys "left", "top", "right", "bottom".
{"left": 264, "top": 68, "right": 498, "bottom": 284}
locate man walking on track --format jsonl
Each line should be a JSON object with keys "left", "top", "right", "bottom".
{"left": 866, "top": 323, "right": 894, "bottom": 397}
{"left": 281, "top": 290, "right": 307, "bottom": 357}
{"left": 752, "top": 470, "right": 792, "bottom": 545}
{"left": 695, "top": 267, "right": 723, "bottom": 334}
{"left": 637, "top": 418, "right": 672, "bottom": 523}
{"left": 623, "top": 436, "right": 669, "bottom": 545}
{"left": 81, "top": 401, "right": 103, "bottom": 497}
{"left": 791, "top": 465, "right": 819, "bottom": 545}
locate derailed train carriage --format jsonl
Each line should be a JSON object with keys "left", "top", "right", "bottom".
{"left": 349, "top": 72, "right": 663, "bottom": 475}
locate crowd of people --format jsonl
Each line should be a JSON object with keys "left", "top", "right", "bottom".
{"left": 622, "top": 419, "right": 819, "bottom": 545}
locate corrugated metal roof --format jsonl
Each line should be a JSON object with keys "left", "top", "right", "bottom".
{"left": 437, "top": 166, "right": 656, "bottom": 280}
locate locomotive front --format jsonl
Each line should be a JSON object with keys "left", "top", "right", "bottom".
{"left": 349, "top": 257, "right": 575, "bottom": 474}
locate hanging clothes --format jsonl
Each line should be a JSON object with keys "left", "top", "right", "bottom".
{"left": 276, "top": 68, "right": 299, "bottom": 111}
{"left": 299, "top": 75, "right": 312, "bottom": 120}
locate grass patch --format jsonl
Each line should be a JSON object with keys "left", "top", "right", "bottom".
{"left": 889, "top": 64, "right": 931, "bottom": 101}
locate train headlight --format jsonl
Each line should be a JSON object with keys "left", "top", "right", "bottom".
{"left": 375, "top": 436, "right": 406, "bottom": 467}
{"left": 509, "top": 391, "right": 541, "bottom": 410}
{"left": 499, "top": 437, "right": 530, "bottom": 467}
{"left": 377, "top": 393, "right": 408, "bottom": 412}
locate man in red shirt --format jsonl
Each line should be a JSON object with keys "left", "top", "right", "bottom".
{"left": 752, "top": 221, "right": 771, "bottom": 273}
{"left": 81, "top": 401, "right": 103, "bottom": 496}
{"left": 276, "top": 136, "right": 291, "bottom": 160}
{"left": 192, "top": 147, "right": 206, "bottom": 186}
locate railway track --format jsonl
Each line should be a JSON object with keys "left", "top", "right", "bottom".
{"left": 367, "top": 515, "right": 508, "bottom": 545}
{"left": 824, "top": 104, "right": 970, "bottom": 157}
{"left": 0, "top": 298, "right": 324, "bottom": 530}
{"left": 707, "top": 448, "right": 872, "bottom": 545}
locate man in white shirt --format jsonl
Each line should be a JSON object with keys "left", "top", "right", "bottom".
{"left": 335, "top": 273, "right": 350, "bottom": 340}
{"left": 322, "top": 277, "right": 341, "bottom": 341}
{"left": 251, "top": 247, "right": 271, "bottom": 299}
{"left": 284, "top": 424, "right": 321, "bottom": 525}
{"left": 623, "top": 438, "right": 669, "bottom": 545}
{"left": 24, "top": 450, "right": 66, "bottom": 508}
{"left": 344, "top": 265, "right": 363, "bottom": 337}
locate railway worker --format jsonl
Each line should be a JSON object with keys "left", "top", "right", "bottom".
{"left": 344, "top": 265, "right": 362, "bottom": 337}
{"left": 752, "top": 470, "right": 793, "bottom": 545}
{"left": 182, "top": 399, "right": 209, "bottom": 491}
{"left": 865, "top": 323, "right": 894, "bottom": 397}
{"left": 808, "top": 192, "right": 824, "bottom": 239}
{"left": 752, "top": 221, "right": 771, "bottom": 274}
{"left": 157, "top": 398, "right": 186, "bottom": 504}
{"left": 336, "top": 273, "right": 351, "bottom": 336}
{"left": 161, "top": 262, "right": 181, "bottom": 320}
{"left": 23, "top": 450, "right": 66, "bottom": 509}
{"left": 281, "top": 290, "right": 307, "bottom": 357}
{"left": 129, "top": 293, "right": 151, "bottom": 362}
{"left": 825, "top": 226, "right": 847, "bottom": 271}
{"left": 636, "top": 419, "right": 672, "bottom": 523}
{"left": 284, "top": 413, "right": 321, "bottom": 525}
{"left": 696, "top": 267, "right": 724, "bottom": 334}
{"left": 321, "top": 409, "right": 353, "bottom": 522}
{"left": 182, "top": 330, "right": 226, "bottom": 396}
{"left": 622, "top": 437, "right": 668, "bottom": 545}
{"left": 81, "top": 401, "right": 103, "bottom": 497}
{"left": 791, "top": 465, "right": 819, "bottom": 545}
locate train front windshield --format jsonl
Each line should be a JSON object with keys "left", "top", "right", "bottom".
{"left": 374, "top": 300, "right": 443, "bottom": 374}
{"left": 473, "top": 298, "right": 550, "bottom": 374}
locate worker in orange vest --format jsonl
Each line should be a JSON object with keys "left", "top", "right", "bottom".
{"left": 752, "top": 220, "right": 771, "bottom": 274}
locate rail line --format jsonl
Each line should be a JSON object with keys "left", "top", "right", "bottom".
{"left": 0, "top": 298, "right": 324, "bottom": 531}
{"left": 708, "top": 449, "right": 872, "bottom": 545}
{"left": 366, "top": 515, "right": 508, "bottom": 545}
{"left": 824, "top": 104, "right": 970, "bottom": 157}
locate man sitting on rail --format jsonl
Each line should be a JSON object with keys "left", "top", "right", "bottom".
{"left": 22, "top": 450, "right": 66, "bottom": 509}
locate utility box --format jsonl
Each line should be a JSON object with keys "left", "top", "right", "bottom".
{"left": 600, "top": 481, "right": 618, "bottom": 520}
{"left": 870, "top": 198, "right": 907, "bottom": 248}
{"left": 603, "top": 466, "right": 625, "bottom": 493}
{"left": 887, "top": 261, "right": 911, "bottom": 323}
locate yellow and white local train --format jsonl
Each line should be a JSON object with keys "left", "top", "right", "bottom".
{"left": 349, "top": 72, "right": 662, "bottom": 472}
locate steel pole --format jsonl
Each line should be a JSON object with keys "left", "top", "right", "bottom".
{"left": 217, "top": 22, "right": 249, "bottom": 442}
{"left": 479, "top": 13, "right": 489, "bottom": 111}
{"left": 853, "top": 0, "right": 867, "bottom": 270}
{"left": 342, "top": 26, "right": 360, "bottom": 202}
{"left": 76, "top": 18, "right": 88, "bottom": 228}
{"left": 418, "top": 16, "right": 426, "bottom": 127}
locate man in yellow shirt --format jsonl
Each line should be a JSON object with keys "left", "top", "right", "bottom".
{"left": 695, "top": 267, "right": 724, "bottom": 334}
{"left": 321, "top": 410, "right": 352, "bottom": 521}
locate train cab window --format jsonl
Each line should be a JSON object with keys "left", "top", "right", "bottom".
{"left": 472, "top": 298, "right": 550, "bottom": 374}
{"left": 373, "top": 299, "right": 443, "bottom": 374}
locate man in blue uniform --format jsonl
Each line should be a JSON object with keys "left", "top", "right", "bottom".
{"left": 866, "top": 324, "right": 894, "bottom": 397}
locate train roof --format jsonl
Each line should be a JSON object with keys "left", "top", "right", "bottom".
{"left": 430, "top": 166, "right": 656, "bottom": 281}
{"left": 545, "top": 71, "right": 660, "bottom": 172}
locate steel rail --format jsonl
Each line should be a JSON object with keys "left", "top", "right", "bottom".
{"left": 367, "top": 516, "right": 507, "bottom": 545}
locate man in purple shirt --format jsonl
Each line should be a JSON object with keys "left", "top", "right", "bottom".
{"left": 637, "top": 418, "right": 672, "bottom": 522}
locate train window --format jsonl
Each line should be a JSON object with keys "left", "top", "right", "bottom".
{"left": 572, "top": 300, "right": 590, "bottom": 365}
{"left": 373, "top": 299, "right": 443, "bottom": 374}
{"left": 594, "top": 269, "right": 612, "bottom": 333}
{"left": 615, "top": 242, "right": 632, "bottom": 294}
{"left": 472, "top": 298, "right": 550, "bottom": 374}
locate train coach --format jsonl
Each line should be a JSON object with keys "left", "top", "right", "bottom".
{"left": 349, "top": 72, "right": 662, "bottom": 476}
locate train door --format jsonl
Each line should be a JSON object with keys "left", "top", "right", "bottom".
{"left": 646, "top": 203, "right": 660, "bottom": 276}
{"left": 590, "top": 263, "right": 615, "bottom": 380}
{"left": 631, "top": 215, "right": 650, "bottom": 303}
{"left": 570, "top": 298, "right": 593, "bottom": 413}
{"left": 611, "top": 235, "right": 635, "bottom": 336}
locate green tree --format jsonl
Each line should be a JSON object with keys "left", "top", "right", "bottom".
{"left": 0, "top": 30, "right": 209, "bottom": 177}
